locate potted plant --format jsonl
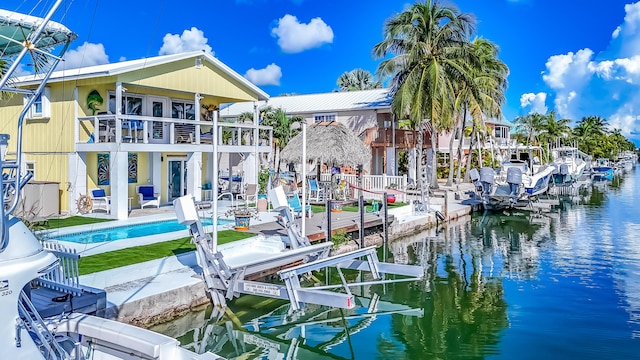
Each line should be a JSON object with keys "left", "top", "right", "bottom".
{"left": 385, "top": 183, "right": 398, "bottom": 204}
{"left": 226, "top": 207, "right": 258, "bottom": 231}
{"left": 257, "top": 167, "right": 270, "bottom": 212}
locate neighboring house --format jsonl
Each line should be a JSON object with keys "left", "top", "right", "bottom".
{"left": 0, "top": 51, "right": 271, "bottom": 219}
{"left": 221, "top": 88, "right": 511, "bottom": 178}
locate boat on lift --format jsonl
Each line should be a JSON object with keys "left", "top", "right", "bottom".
{"left": 0, "top": 3, "right": 220, "bottom": 359}
{"left": 591, "top": 158, "right": 614, "bottom": 181}
{"left": 471, "top": 146, "right": 555, "bottom": 211}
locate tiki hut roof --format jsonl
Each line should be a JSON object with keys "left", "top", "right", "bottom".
{"left": 280, "top": 121, "right": 371, "bottom": 166}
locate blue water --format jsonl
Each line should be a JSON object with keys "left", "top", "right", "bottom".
{"left": 153, "top": 166, "right": 640, "bottom": 359}
{"left": 43, "top": 218, "right": 231, "bottom": 244}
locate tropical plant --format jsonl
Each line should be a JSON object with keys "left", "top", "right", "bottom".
{"left": 373, "top": 0, "right": 477, "bottom": 190}
{"left": 449, "top": 38, "right": 508, "bottom": 185}
{"left": 336, "top": 69, "right": 382, "bottom": 91}
{"left": 573, "top": 115, "right": 609, "bottom": 156}
{"left": 537, "top": 110, "right": 572, "bottom": 147}
{"left": 260, "top": 106, "right": 304, "bottom": 179}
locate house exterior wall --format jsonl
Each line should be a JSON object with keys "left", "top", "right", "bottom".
{"left": 0, "top": 55, "right": 268, "bottom": 217}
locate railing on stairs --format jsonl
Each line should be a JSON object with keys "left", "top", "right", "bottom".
{"left": 17, "top": 291, "right": 72, "bottom": 360}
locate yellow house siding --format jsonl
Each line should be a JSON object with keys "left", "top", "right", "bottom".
{"left": 115, "top": 60, "right": 259, "bottom": 102}
{"left": 86, "top": 152, "right": 151, "bottom": 207}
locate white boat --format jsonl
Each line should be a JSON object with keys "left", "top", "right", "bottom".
{"left": 551, "top": 147, "right": 591, "bottom": 185}
{"left": 471, "top": 146, "right": 555, "bottom": 211}
{"left": 1, "top": 3, "right": 221, "bottom": 359}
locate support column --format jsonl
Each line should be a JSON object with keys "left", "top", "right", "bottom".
{"left": 187, "top": 152, "right": 202, "bottom": 201}
{"left": 243, "top": 153, "right": 258, "bottom": 185}
{"left": 110, "top": 151, "right": 129, "bottom": 219}
{"left": 68, "top": 152, "right": 87, "bottom": 215}
{"left": 151, "top": 153, "right": 162, "bottom": 203}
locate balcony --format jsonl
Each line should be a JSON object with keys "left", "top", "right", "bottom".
{"left": 76, "top": 115, "right": 273, "bottom": 154}
{"left": 362, "top": 128, "right": 429, "bottom": 148}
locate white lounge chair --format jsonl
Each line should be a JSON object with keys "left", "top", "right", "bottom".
{"left": 90, "top": 188, "right": 110, "bottom": 213}
{"left": 137, "top": 185, "right": 160, "bottom": 209}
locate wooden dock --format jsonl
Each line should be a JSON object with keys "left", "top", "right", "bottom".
{"left": 246, "top": 210, "right": 391, "bottom": 242}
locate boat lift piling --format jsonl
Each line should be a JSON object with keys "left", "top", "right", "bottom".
{"left": 174, "top": 193, "right": 424, "bottom": 312}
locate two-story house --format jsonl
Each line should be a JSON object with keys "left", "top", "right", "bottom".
{"left": 221, "top": 89, "right": 511, "bottom": 181}
{"left": 1, "top": 51, "right": 271, "bottom": 219}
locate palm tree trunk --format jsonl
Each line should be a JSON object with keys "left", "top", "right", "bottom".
{"left": 416, "top": 127, "right": 424, "bottom": 198}
{"left": 455, "top": 112, "right": 467, "bottom": 183}
{"left": 430, "top": 130, "right": 439, "bottom": 189}
{"left": 463, "top": 120, "right": 477, "bottom": 182}
{"left": 447, "top": 113, "right": 463, "bottom": 186}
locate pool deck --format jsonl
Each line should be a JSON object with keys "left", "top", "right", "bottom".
{"left": 57, "top": 185, "right": 476, "bottom": 327}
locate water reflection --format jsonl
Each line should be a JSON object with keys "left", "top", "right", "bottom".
{"left": 152, "top": 169, "right": 640, "bottom": 359}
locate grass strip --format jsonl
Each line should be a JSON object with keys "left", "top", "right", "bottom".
{"left": 32, "top": 216, "right": 113, "bottom": 230}
{"left": 78, "top": 230, "right": 253, "bottom": 275}
{"left": 310, "top": 202, "right": 406, "bottom": 214}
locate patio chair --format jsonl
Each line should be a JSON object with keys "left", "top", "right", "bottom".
{"left": 308, "top": 179, "right": 325, "bottom": 202}
{"left": 90, "top": 188, "right": 111, "bottom": 214}
{"left": 236, "top": 183, "right": 258, "bottom": 207}
{"left": 287, "top": 193, "right": 312, "bottom": 218}
{"left": 137, "top": 185, "right": 160, "bottom": 209}
{"left": 365, "top": 200, "right": 380, "bottom": 214}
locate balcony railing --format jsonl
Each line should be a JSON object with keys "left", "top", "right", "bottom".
{"left": 77, "top": 115, "right": 272, "bottom": 152}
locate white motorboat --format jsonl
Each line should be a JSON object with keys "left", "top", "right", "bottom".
{"left": 1, "top": 3, "right": 221, "bottom": 359}
{"left": 551, "top": 147, "right": 591, "bottom": 185}
{"left": 471, "top": 146, "right": 555, "bottom": 211}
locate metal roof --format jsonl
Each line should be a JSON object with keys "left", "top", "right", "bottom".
{"left": 220, "top": 88, "right": 391, "bottom": 117}
{"left": 13, "top": 51, "right": 269, "bottom": 101}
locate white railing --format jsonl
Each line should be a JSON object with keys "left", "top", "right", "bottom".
{"left": 319, "top": 173, "right": 408, "bottom": 202}
{"left": 77, "top": 114, "right": 273, "bottom": 147}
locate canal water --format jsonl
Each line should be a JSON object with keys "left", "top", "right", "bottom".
{"left": 151, "top": 166, "right": 640, "bottom": 359}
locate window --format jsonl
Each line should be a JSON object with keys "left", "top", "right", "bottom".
{"left": 25, "top": 161, "right": 35, "bottom": 178}
{"left": 24, "top": 87, "right": 50, "bottom": 119}
{"left": 314, "top": 113, "right": 336, "bottom": 123}
{"left": 494, "top": 126, "right": 508, "bottom": 138}
{"left": 108, "top": 92, "right": 144, "bottom": 115}
{"left": 172, "top": 100, "right": 195, "bottom": 120}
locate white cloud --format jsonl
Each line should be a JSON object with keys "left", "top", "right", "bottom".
{"left": 520, "top": 92, "right": 548, "bottom": 114}
{"left": 542, "top": 49, "right": 594, "bottom": 90}
{"left": 244, "top": 63, "right": 282, "bottom": 86}
{"left": 60, "top": 42, "right": 109, "bottom": 70}
{"left": 271, "top": 14, "right": 333, "bottom": 53}
{"left": 159, "top": 27, "right": 213, "bottom": 55}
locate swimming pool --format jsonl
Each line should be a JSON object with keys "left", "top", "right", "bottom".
{"left": 41, "top": 218, "right": 232, "bottom": 244}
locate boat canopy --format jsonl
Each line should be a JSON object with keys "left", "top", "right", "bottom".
{"left": 0, "top": 8, "right": 76, "bottom": 57}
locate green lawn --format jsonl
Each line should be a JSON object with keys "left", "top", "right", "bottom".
{"left": 310, "top": 202, "right": 407, "bottom": 214}
{"left": 78, "top": 230, "right": 253, "bottom": 275}
{"left": 33, "top": 216, "right": 113, "bottom": 230}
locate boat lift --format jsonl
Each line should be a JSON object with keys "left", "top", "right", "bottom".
{"left": 174, "top": 194, "right": 424, "bottom": 311}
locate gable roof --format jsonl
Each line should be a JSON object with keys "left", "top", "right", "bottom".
{"left": 220, "top": 88, "right": 391, "bottom": 117}
{"left": 14, "top": 51, "right": 269, "bottom": 101}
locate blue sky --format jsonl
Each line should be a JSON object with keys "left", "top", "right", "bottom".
{"left": 8, "top": 0, "right": 640, "bottom": 144}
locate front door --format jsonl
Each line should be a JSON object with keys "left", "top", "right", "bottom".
{"left": 168, "top": 158, "right": 187, "bottom": 201}
{"left": 147, "top": 96, "right": 169, "bottom": 143}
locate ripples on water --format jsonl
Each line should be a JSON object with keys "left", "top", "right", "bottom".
{"left": 152, "top": 167, "right": 640, "bottom": 359}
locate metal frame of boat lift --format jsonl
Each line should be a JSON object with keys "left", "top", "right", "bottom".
{"left": 174, "top": 195, "right": 424, "bottom": 311}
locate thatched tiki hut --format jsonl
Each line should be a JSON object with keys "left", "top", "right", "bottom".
{"left": 280, "top": 121, "right": 371, "bottom": 198}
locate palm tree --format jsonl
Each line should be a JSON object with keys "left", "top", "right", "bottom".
{"left": 450, "top": 38, "right": 508, "bottom": 185}
{"left": 573, "top": 115, "right": 609, "bottom": 156}
{"left": 513, "top": 113, "right": 545, "bottom": 145}
{"left": 336, "top": 69, "right": 382, "bottom": 91}
{"left": 373, "top": 0, "right": 476, "bottom": 190}
{"left": 260, "top": 106, "right": 304, "bottom": 177}
{"left": 537, "top": 110, "right": 572, "bottom": 148}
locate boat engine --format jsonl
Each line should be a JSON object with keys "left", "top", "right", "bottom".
{"left": 559, "top": 164, "right": 569, "bottom": 175}
{"left": 506, "top": 167, "right": 523, "bottom": 203}
{"left": 479, "top": 167, "right": 495, "bottom": 198}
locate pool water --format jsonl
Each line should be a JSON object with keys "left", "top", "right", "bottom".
{"left": 42, "top": 218, "right": 232, "bottom": 244}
